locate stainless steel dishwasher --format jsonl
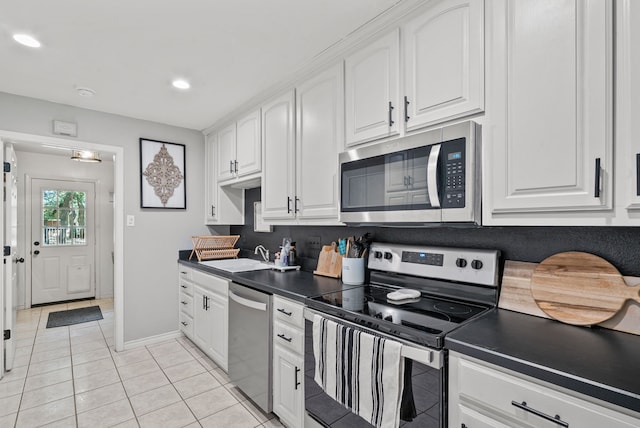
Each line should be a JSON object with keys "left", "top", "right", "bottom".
{"left": 228, "top": 282, "right": 272, "bottom": 413}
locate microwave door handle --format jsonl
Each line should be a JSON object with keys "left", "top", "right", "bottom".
{"left": 427, "top": 144, "right": 441, "bottom": 208}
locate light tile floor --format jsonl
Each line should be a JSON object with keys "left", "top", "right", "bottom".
{"left": 0, "top": 299, "right": 285, "bottom": 428}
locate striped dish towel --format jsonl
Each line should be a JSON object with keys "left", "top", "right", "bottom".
{"left": 313, "top": 314, "right": 405, "bottom": 428}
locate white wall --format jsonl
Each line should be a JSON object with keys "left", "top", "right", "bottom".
{"left": 0, "top": 92, "right": 209, "bottom": 342}
{"left": 14, "top": 151, "right": 115, "bottom": 308}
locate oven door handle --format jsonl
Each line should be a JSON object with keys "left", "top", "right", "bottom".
{"left": 303, "top": 307, "right": 442, "bottom": 369}
{"left": 427, "top": 143, "right": 441, "bottom": 208}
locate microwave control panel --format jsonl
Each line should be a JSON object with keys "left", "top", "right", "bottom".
{"left": 441, "top": 138, "right": 465, "bottom": 208}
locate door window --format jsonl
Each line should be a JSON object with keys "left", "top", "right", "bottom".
{"left": 42, "top": 190, "right": 87, "bottom": 246}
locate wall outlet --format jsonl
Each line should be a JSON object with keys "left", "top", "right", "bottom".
{"left": 308, "top": 236, "right": 322, "bottom": 250}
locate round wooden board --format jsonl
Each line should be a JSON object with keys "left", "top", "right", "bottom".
{"left": 530, "top": 252, "right": 639, "bottom": 326}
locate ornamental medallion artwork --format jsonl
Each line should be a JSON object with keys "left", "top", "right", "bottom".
{"left": 143, "top": 144, "right": 184, "bottom": 206}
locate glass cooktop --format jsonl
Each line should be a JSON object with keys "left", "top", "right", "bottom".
{"left": 307, "top": 284, "right": 490, "bottom": 348}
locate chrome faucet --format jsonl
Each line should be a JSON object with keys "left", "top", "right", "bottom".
{"left": 254, "top": 245, "right": 270, "bottom": 262}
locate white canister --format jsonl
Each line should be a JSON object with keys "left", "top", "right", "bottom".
{"left": 342, "top": 257, "right": 365, "bottom": 285}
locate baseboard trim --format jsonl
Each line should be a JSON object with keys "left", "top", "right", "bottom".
{"left": 122, "top": 330, "right": 182, "bottom": 350}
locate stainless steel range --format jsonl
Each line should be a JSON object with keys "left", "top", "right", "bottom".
{"left": 304, "top": 243, "right": 501, "bottom": 428}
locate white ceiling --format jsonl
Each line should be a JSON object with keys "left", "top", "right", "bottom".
{"left": 0, "top": 0, "right": 401, "bottom": 131}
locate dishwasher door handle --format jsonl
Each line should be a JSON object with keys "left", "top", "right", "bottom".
{"left": 229, "top": 290, "right": 267, "bottom": 311}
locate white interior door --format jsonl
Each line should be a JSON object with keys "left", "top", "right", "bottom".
{"left": 4, "top": 144, "right": 18, "bottom": 371}
{"left": 31, "top": 179, "right": 95, "bottom": 305}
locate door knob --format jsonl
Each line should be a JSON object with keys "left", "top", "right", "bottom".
{"left": 33, "top": 250, "right": 40, "bottom": 255}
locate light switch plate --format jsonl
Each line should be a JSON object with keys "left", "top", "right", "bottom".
{"left": 126, "top": 215, "right": 135, "bottom": 227}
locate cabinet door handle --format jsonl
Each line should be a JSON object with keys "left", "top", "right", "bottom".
{"left": 636, "top": 154, "right": 640, "bottom": 196}
{"left": 277, "top": 308, "right": 292, "bottom": 316}
{"left": 230, "top": 160, "right": 234, "bottom": 174}
{"left": 404, "top": 96, "right": 410, "bottom": 122}
{"left": 388, "top": 102, "right": 395, "bottom": 126}
{"left": 234, "top": 160, "right": 238, "bottom": 173}
{"left": 202, "top": 295, "right": 206, "bottom": 310}
{"left": 205, "top": 296, "right": 210, "bottom": 310}
{"left": 181, "top": 321, "right": 188, "bottom": 326}
{"left": 594, "top": 157, "right": 601, "bottom": 198}
{"left": 295, "top": 366, "right": 301, "bottom": 390}
{"left": 277, "top": 333, "right": 292, "bottom": 342}
{"left": 211, "top": 205, "right": 215, "bottom": 216}
{"left": 287, "top": 197, "right": 292, "bottom": 214}
{"left": 511, "top": 401, "right": 569, "bottom": 427}
{"left": 294, "top": 197, "right": 300, "bottom": 213}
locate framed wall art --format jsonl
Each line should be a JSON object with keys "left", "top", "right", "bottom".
{"left": 140, "top": 138, "right": 186, "bottom": 209}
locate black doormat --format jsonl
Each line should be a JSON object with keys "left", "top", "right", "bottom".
{"left": 46, "top": 306, "right": 103, "bottom": 328}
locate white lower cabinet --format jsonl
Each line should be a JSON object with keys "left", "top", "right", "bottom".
{"left": 449, "top": 352, "right": 640, "bottom": 428}
{"left": 272, "top": 296, "right": 305, "bottom": 428}
{"left": 178, "top": 265, "right": 229, "bottom": 372}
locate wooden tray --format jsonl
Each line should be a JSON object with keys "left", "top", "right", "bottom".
{"left": 499, "top": 260, "right": 640, "bottom": 336}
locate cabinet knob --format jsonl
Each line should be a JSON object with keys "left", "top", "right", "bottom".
{"left": 181, "top": 321, "right": 188, "bottom": 326}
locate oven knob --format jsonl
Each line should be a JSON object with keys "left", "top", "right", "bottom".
{"left": 384, "top": 315, "right": 393, "bottom": 322}
{"left": 374, "top": 251, "right": 383, "bottom": 259}
{"left": 471, "top": 259, "right": 483, "bottom": 270}
{"left": 384, "top": 252, "right": 393, "bottom": 260}
{"left": 455, "top": 258, "right": 468, "bottom": 268}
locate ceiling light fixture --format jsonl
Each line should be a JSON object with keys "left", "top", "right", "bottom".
{"left": 172, "top": 79, "right": 190, "bottom": 90}
{"left": 13, "top": 33, "right": 41, "bottom": 48}
{"left": 71, "top": 150, "right": 101, "bottom": 163}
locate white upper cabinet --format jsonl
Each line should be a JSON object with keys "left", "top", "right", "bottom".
{"left": 235, "top": 110, "right": 262, "bottom": 177}
{"left": 296, "top": 63, "right": 344, "bottom": 220}
{"left": 484, "top": 0, "right": 613, "bottom": 224}
{"left": 262, "top": 64, "right": 344, "bottom": 223}
{"left": 616, "top": 0, "right": 640, "bottom": 222}
{"left": 216, "top": 123, "right": 236, "bottom": 182}
{"left": 262, "top": 91, "right": 296, "bottom": 220}
{"left": 204, "top": 133, "right": 217, "bottom": 224}
{"left": 403, "top": 0, "right": 484, "bottom": 130}
{"left": 345, "top": 30, "right": 400, "bottom": 146}
{"left": 216, "top": 110, "right": 261, "bottom": 183}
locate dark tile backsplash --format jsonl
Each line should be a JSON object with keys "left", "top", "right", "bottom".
{"left": 230, "top": 188, "right": 640, "bottom": 277}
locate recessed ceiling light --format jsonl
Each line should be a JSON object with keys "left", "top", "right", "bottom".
{"left": 172, "top": 79, "right": 191, "bottom": 90}
{"left": 76, "top": 87, "right": 96, "bottom": 97}
{"left": 13, "top": 33, "right": 41, "bottom": 48}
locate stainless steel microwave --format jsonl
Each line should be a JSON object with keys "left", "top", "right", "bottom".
{"left": 339, "top": 121, "right": 480, "bottom": 224}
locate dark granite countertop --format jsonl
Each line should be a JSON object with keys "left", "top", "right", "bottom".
{"left": 445, "top": 308, "right": 640, "bottom": 414}
{"left": 178, "top": 256, "right": 352, "bottom": 303}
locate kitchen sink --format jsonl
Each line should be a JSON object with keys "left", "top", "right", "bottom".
{"left": 199, "top": 258, "right": 273, "bottom": 273}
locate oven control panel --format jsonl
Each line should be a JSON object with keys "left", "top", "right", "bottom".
{"left": 368, "top": 243, "right": 499, "bottom": 287}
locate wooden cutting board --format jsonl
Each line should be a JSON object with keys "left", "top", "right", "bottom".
{"left": 313, "top": 245, "right": 342, "bottom": 278}
{"left": 499, "top": 260, "right": 640, "bottom": 335}
{"left": 530, "top": 252, "right": 640, "bottom": 326}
